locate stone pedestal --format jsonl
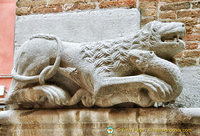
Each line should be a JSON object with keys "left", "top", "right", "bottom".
{"left": 0, "top": 108, "right": 199, "bottom": 136}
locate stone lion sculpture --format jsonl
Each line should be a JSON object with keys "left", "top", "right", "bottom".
{"left": 5, "top": 21, "right": 186, "bottom": 109}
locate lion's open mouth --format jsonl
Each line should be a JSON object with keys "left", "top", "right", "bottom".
{"left": 161, "top": 33, "right": 184, "bottom": 43}
{"left": 159, "top": 22, "right": 186, "bottom": 44}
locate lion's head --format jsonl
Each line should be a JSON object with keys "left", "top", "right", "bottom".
{"left": 132, "top": 21, "right": 186, "bottom": 59}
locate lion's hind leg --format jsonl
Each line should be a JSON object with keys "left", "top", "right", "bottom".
{"left": 6, "top": 84, "right": 95, "bottom": 109}
{"left": 6, "top": 85, "right": 71, "bottom": 109}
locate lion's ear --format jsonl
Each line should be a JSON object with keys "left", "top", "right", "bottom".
{"left": 136, "top": 60, "right": 149, "bottom": 73}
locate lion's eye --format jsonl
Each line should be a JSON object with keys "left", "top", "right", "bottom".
{"left": 153, "top": 28, "right": 157, "bottom": 32}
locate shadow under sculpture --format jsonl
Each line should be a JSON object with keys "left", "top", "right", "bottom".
{"left": 5, "top": 21, "right": 186, "bottom": 109}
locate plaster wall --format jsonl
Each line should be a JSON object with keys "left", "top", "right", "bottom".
{"left": 15, "top": 8, "right": 140, "bottom": 48}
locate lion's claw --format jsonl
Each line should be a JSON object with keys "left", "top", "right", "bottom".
{"left": 141, "top": 75, "right": 174, "bottom": 102}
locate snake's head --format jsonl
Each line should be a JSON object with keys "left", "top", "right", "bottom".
{"left": 129, "top": 50, "right": 155, "bottom": 73}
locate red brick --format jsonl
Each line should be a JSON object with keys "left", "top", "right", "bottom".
{"left": 141, "top": 17, "right": 156, "bottom": 26}
{"left": 194, "top": 25, "right": 200, "bottom": 34}
{"left": 160, "top": 2, "right": 190, "bottom": 11}
{"left": 160, "top": 0, "right": 193, "bottom": 2}
{"left": 67, "top": 0, "right": 91, "bottom": 2}
{"left": 64, "top": 2, "right": 96, "bottom": 11}
{"left": 160, "top": 11, "right": 176, "bottom": 19}
{"left": 192, "top": 1, "right": 200, "bottom": 9}
{"left": 140, "top": 0, "right": 158, "bottom": 2}
{"left": 32, "top": 5, "right": 63, "bottom": 14}
{"left": 186, "top": 26, "right": 193, "bottom": 34}
{"left": 176, "top": 58, "right": 197, "bottom": 67}
{"left": 185, "top": 42, "right": 198, "bottom": 50}
{"left": 141, "top": 9, "right": 157, "bottom": 17}
{"left": 48, "top": 0, "right": 65, "bottom": 6}
{"left": 184, "top": 35, "right": 200, "bottom": 41}
{"left": 174, "top": 52, "right": 183, "bottom": 58}
{"left": 17, "top": 0, "right": 47, "bottom": 8}
{"left": 175, "top": 18, "right": 198, "bottom": 26}
{"left": 162, "top": 18, "right": 198, "bottom": 26}
{"left": 177, "top": 10, "right": 200, "bottom": 18}
{"left": 184, "top": 49, "right": 200, "bottom": 58}
{"left": 140, "top": 1, "right": 156, "bottom": 9}
{"left": 78, "top": 3, "right": 96, "bottom": 10}
{"left": 31, "top": 0, "right": 47, "bottom": 8}
{"left": 16, "top": 7, "right": 31, "bottom": 16}
{"left": 90, "top": 0, "right": 100, "bottom": 2}
{"left": 99, "top": 0, "right": 136, "bottom": 9}
{"left": 17, "top": 0, "right": 32, "bottom": 8}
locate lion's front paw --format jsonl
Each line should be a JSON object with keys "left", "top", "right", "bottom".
{"left": 141, "top": 75, "right": 173, "bottom": 102}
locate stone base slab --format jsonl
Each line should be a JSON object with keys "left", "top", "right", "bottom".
{"left": 0, "top": 108, "right": 199, "bottom": 136}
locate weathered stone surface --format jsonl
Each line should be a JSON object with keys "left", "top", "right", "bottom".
{"left": 0, "top": 108, "right": 199, "bottom": 136}
{"left": 175, "top": 66, "right": 200, "bottom": 107}
{"left": 6, "top": 21, "right": 186, "bottom": 109}
{"left": 15, "top": 8, "right": 140, "bottom": 47}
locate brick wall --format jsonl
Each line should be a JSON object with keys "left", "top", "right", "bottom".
{"left": 16, "top": 0, "right": 200, "bottom": 67}
{"left": 16, "top": 0, "right": 137, "bottom": 15}
{"left": 158, "top": 0, "right": 200, "bottom": 67}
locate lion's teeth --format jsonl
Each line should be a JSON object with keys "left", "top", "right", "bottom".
{"left": 174, "top": 37, "right": 178, "bottom": 42}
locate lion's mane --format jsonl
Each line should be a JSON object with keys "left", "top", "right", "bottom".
{"left": 80, "top": 21, "right": 158, "bottom": 76}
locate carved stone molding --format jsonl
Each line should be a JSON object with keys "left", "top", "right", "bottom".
{"left": 0, "top": 108, "right": 199, "bottom": 136}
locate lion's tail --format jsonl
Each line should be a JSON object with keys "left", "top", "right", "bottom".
{"left": 12, "top": 34, "right": 63, "bottom": 85}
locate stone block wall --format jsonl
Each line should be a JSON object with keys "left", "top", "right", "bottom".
{"left": 15, "top": 0, "right": 200, "bottom": 67}
{"left": 16, "top": 0, "right": 136, "bottom": 15}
